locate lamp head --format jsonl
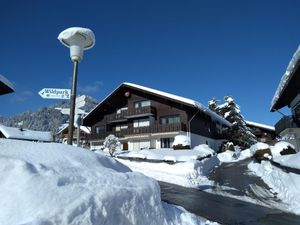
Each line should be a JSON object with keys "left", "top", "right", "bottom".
{"left": 58, "top": 27, "right": 95, "bottom": 62}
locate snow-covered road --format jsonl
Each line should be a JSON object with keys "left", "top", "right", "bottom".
{"left": 160, "top": 181, "right": 300, "bottom": 225}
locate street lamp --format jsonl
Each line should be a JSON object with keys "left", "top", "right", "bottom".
{"left": 58, "top": 27, "right": 95, "bottom": 145}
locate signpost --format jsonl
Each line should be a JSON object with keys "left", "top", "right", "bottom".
{"left": 38, "top": 88, "right": 71, "bottom": 100}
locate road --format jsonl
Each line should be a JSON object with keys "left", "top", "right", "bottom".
{"left": 159, "top": 159, "right": 300, "bottom": 225}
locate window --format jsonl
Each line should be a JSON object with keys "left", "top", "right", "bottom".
{"left": 115, "top": 124, "right": 128, "bottom": 131}
{"left": 134, "top": 100, "right": 151, "bottom": 108}
{"left": 133, "top": 118, "right": 150, "bottom": 127}
{"left": 95, "top": 126, "right": 105, "bottom": 134}
{"left": 160, "top": 115, "right": 180, "bottom": 124}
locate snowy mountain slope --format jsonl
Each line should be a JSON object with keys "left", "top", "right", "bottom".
{"left": 0, "top": 96, "right": 98, "bottom": 133}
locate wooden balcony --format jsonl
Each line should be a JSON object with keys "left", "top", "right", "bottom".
{"left": 90, "top": 123, "right": 186, "bottom": 140}
{"left": 275, "top": 116, "right": 299, "bottom": 135}
{"left": 106, "top": 106, "right": 156, "bottom": 123}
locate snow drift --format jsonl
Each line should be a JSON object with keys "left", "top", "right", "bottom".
{"left": 0, "top": 139, "right": 213, "bottom": 225}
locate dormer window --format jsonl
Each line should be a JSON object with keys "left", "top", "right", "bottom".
{"left": 134, "top": 100, "right": 151, "bottom": 108}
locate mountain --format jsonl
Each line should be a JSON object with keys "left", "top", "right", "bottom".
{"left": 0, "top": 96, "right": 98, "bottom": 133}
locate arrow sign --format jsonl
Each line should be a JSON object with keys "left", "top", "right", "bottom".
{"left": 39, "top": 88, "right": 71, "bottom": 99}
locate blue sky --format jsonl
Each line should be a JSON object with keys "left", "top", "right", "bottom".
{"left": 0, "top": 0, "right": 300, "bottom": 126}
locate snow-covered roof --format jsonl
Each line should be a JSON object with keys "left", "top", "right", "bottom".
{"left": 0, "top": 124, "right": 52, "bottom": 142}
{"left": 57, "top": 123, "right": 91, "bottom": 135}
{"left": 85, "top": 82, "right": 232, "bottom": 127}
{"left": 245, "top": 120, "right": 275, "bottom": 131}
{"left": 271, "top": 45, "right": 300, "bottom": 111}
{"left": 0, "top": 74, "right": 14, "bottom": 95}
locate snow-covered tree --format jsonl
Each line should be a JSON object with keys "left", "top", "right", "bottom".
{"left": 103, "top": 134, "right": 121, "bottom": 156}
{"left": 208, "top": 96, "right": 257, "bottom": 149}
{"left": 208, "top": 98, "right": 219, "bottom": 112}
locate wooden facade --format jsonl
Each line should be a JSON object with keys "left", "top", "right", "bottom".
{"left": 83, "top": 83, "right": 231, "bottom": 151}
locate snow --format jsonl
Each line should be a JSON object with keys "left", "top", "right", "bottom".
{"left": 117, "top": 145, "right": 215, "bottom": 162}
{"left": 0, "top": 124, "right": 52, "bottom": 142}
{"left": 271, "top": 141, "right": 294, "bottom": 158}
{"left": 58, "top": 27, "right": 95, "bottom": 49}
{"left": 173, "top": 135, "right": 191, "bottom": 147}
{"left": 248, "top": 160, "right": 300, "bottom": 214}
{"left": 116, "top": 145, "right": 219, "bottom": 188}
{"left": 245, "top": 120, "right": 275, "bottom": 131}
{"left": 249, "top": 142, "right": 270, "bottom": 155}
{"left": 272, "top": 150, "right": 300, "bottom": 170}
{"left": 117, "top": 157, "right": 219, "bottom": 188}
{"left": 58, "top": 123, "right": 91, "bottom": 134}
{"left": 217, "top": 149, "right": 253, "bottom": 163}
{"left": 0, "top": 139, "right": 217, "bottom": 225}
{"left": 271, "top": 45, "right": 300, "bottom": 110}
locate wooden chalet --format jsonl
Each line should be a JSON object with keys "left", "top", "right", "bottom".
{"left": 57, "top": 123, "right": 91, "bottom": 147}
{"left": 245, "top": 120, "right": 275, "bottom": 145}
{"left": 271, "top": 45, "right": 300, "bottom": 150}
{"left": 83, "top": 82, "right": 232, "bottom": 151}
{"left": 0, "top": 74, "right": 14, "bottom": 96}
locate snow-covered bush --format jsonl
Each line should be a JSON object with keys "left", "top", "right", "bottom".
{"left": 103, "top": 134, "right": 121, "bottom": 156}
{"left": 173, "top": 135, "right": 191, "bottom": 150}
{"left": 249, "top": 142, "right": 271, "bottom": 161}
{"left": 224, "top": 142, "right": 235, "bottom": 151}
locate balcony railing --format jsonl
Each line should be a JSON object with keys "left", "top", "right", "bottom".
{"left": 90, "top": 123, "right": 186, "bottom": 140}
{"left": 106, "top": 106, "right": 156, "bottom": 122}
{"left": 275, "top": 116, "right": 299, "bottom": 135}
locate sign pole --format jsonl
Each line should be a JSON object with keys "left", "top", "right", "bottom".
{"left": 67, "top": 60, "right": 79, "bottom": 145}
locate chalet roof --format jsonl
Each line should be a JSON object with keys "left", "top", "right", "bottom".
{"left": 271, "top": 45, "right": 300, "bottom": 111}
{"left": 83, "top": 82, "right": 232, "bottom": 127}
{"left": 0, "top": 124, "right": 52, "bottom": 142}
{"left": 0, "top": 74, "right": 14, "bottom": 95}
{"left": 245, "top": 120, "right": 275, "bottom": 132}
{"left": 57, "top": 123, "right": 91, "bottom": 135}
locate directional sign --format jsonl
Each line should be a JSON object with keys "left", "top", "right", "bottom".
{"left": 39, "top": 88, "right": 71, "bottom": 99}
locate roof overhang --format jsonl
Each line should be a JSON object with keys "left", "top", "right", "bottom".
{"left": 0, "top": 75, "right": 14, "bottom": 95}
{"left": 271, "top": 46, "right": 300, "bottom": 111}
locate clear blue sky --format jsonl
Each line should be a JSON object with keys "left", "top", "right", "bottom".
{"left": 0, "top": 0, "right": 299, "bottom": 126}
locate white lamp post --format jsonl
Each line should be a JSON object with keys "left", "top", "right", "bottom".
{"left": 58, "top": 27, "right": 95, "bottom": 145}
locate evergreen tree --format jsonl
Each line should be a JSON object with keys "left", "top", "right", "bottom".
{"left": 208, "top": 96, "right": 257, "bottom": 149}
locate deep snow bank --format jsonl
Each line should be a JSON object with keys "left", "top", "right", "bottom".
{"left": 248, "top": 160, "right": 300, "bottom": 214}
{"left": 0, "top": 139, "right": 216, "bottom": 225}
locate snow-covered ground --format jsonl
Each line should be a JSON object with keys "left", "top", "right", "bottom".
{"left": 0, "top": 139, "right": 218, "bottom": 225}
{"left": 117, "top": 144, "right": 215, "bottom": 162}
{"left": 216, "top": 142, "right": 300, "bottom": 215}
{"left": 115, "top": 145, "right": 219, "bottom": 188}
{"left": 117, "top": 157, "right": 219, "bottom": 188}
{"left": 248, "top": 160, "right": 300, "bottom": 214}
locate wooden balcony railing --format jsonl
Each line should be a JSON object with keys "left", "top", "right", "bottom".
{"left": 90, "top": 123, "right": 186, "bottom": 140}
{"left": 106, "top": 106, "right": 156, "bottom": 122}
